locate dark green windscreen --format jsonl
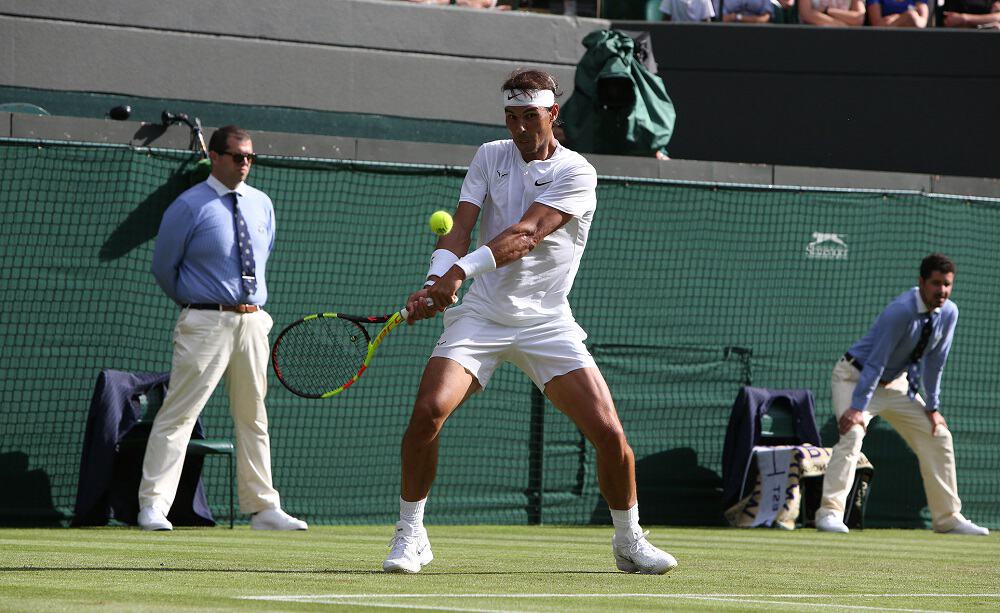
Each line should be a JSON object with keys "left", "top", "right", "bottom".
{"left": 1, "top": 140, "right": 997, "bottom": 529}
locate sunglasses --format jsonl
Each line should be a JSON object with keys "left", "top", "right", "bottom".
{"left": 216, "top": 150, "right": 257, "bottom": 164}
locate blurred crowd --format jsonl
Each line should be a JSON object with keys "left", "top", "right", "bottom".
{"left": 399, "top": 0, "right": 1000, "bottom": 28}
{"left": 657, "top": 0, "right": 999, "bottom": 28}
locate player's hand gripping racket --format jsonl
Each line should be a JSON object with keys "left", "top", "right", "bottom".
{"left": 271, "top": 298, "right": 443, "bottom": 399}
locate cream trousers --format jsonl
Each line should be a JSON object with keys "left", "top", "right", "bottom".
{"left": 139, "top": 308, "right": 281, "bottom": 516}
{"left": 817, "top": 358, "right": 964, "bottom": 531}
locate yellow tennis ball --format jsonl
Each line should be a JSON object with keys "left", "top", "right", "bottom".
{"left": 429, "top": 210, "right": 454, "bottom": 236}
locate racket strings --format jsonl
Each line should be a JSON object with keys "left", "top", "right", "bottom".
{"left": 276, "top": 316, "right": 369, "bottom": 396}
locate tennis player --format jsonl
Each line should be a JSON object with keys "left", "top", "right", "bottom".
{"left": 382, "top": 69, "right": 677, "bottom": 574}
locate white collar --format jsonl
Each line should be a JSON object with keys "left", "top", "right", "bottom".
{"left": 913, "top": 287, "right": 942, "bottom": 315}
{"left": 513, "top": 141, "right": 564, "bottom": 169}
{"left": 206, "top": 174, "right": 246, "bottom": 197}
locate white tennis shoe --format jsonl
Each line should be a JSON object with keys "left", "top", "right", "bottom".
{"left": 383, "top": 521, "right": 433, "bottom": 573}
{"left": 137, "top": 506, "right": 172, "bottom": 531}
{"left": 612, "top": 531, "right": 678, "bottom": 574}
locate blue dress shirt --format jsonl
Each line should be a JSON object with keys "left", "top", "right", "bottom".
{"left": 723, "top": 0, "right": 775, "bottom": 16}
{"left": 866, "top": 0, "right": 926, "bottom": 15}
{"left": 846, "top": 288, "right": 957, "bottom": 412}
{"left": 151, "top": 175, "right": 275, "bottom": 306}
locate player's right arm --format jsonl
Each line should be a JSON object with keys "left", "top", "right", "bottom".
{"left": 406, "top": 201, "right": 480, "bottom": 322}
{"left": 430, "top": 202, "right": 478, "bottom": 272}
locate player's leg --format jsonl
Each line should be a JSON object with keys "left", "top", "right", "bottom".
{"left": 400, "top": 357, "right": 480, "bottom": 501}
{"left": 386, "top": 311, "right": 505, "bottom": 573}
{"left": 816, "top": 357, "right": 873, "bottom": 533}
{"left": 138, "top": 308, "right": 232, "bottom": 530}
{"left": 384, "top": 357, "right": 479, "bottom": 573}
{"left": 545, "top": 367, "right": 676, "bottom": 574}
{"left": 878, "top": 387, "right": 986, "bottom": 535}
{"left": 544, "top": 368, "right": 634, "bottom": 508}
{"left": 225, "top": 310, "right": 306, "bottom": 530}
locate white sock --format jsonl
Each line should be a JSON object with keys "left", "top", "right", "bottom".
{"left": 610, "top": 504, "right": 642, "bottom": 542}
{"left": 399, "top": 496, "right": 426, "bottom": 530}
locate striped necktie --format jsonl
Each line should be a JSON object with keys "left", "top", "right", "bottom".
{"left": 230, "top": 192, "right": 257, "bottom": 296}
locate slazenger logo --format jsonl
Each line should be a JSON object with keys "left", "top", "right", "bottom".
{"left": 806, "top": 232, "right": 848, "bottom": 260}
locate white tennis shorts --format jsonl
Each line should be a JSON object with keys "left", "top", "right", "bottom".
{"left": 431, "top": 307, "right": 597, "bottom": 391}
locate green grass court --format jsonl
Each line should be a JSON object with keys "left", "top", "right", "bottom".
{"left": 1, "top": 526, "right": 996, "bottom": 612}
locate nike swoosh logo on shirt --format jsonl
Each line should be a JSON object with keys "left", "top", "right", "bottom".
{"left": 534, "top": 179, "right": 553, "bottom": 186}
{"left": 497, "top": 170, "right": 509, "bottom": 179}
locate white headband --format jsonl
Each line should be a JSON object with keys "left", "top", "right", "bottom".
{"left": 502, "top": 89, "right": 555, "bottom": 108}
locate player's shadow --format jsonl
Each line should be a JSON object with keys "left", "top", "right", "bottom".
{"left": 819, "top": 416, "right": 924, "bottom": 528}
{"left": 0, "top": 452, "right": 64, "bottom": 527}
{"left": 98, "top": 160, "right": 197, "bottom": 262}
{"left": 589, "top": 447, "right": 726, "bottom": 526}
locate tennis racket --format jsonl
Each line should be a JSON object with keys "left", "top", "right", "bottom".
{"left": 271, "top": 298, "right": 442, "bottom": 399}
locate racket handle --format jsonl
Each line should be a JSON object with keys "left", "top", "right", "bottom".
{"left": 399, "top": 297, "right": 453, "bottom": 320}
{"left": 399, "top": 298, "right": 434, "bottom": 320}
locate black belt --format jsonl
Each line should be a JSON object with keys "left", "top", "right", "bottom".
{"left": 185, "top": 303, "right": 261, "bottom": 313}
{"left": 844, "top": 352, "right": 892, "bottom": 385}
{"left": 843, "top": 352, "right": 863, "bottom": 371}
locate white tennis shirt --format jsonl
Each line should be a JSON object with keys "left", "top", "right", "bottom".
{"left": 457, "top": 139, "right": 597, "bottom": 326}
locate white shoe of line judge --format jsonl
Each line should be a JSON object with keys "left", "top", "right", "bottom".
{"left": 137, "top": 506, "right": 172, "bottom": 531}
{"left": 251, "top": 507, "right": 308, "bottom": 531}
{"left": 816, "top": 515, "right": 850, "bottom": 533}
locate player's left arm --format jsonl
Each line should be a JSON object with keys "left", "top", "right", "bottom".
{"left": 426, "top": 202, "right": 572, "bottom": 309}
{"left": 486, "top": 202, "right": 573, "bottom": 267}
{"left": 487, "top": 165, "right": 596, "bottom": 267}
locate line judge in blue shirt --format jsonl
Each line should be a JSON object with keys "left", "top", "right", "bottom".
{"left": 816, "top": 253, "right": 987, "bottom": 535}
{"left": 139, "top": 125, "right": 306, "bottom": 532}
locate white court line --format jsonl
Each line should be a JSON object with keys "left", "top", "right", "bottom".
{"left": 242, "top": 592, "right": 1000, "bottom": 613}
{"left": 671, "top": 596, "right": 956, "bottom": 613}
{"left": 244, "top": 593, "right": 1000, "bottom": 600}
{"left": 280, "top": 603, "right": 514, "bottom": 613}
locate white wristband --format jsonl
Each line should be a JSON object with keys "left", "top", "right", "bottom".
{"left": 426, "top": 249, "right": 459, "bottom": 282}
{"left": 455, "top": 245, "right": 497, "bottom": 279}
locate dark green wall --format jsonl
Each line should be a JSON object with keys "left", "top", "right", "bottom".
{"left": 2, "top": 140, "right": 998, "bottom": 528}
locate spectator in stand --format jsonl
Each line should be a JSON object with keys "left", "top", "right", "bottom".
{"left": 722, "top": 0, "right": 776, "bottom": 22}
{"left": 660, "top": 0, "right": 717, "bottom": 21}
{"left": 799, "top": 0, "right": 866, "bottom": 25}
{"left": 942, "top": 0, "right": 1000, "bottom": 27}
{"left": 866, "top": 0, "right": 929, "bottom": 26}
{"left": 402, "top": 0, "right": 511, "bottom": 8}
